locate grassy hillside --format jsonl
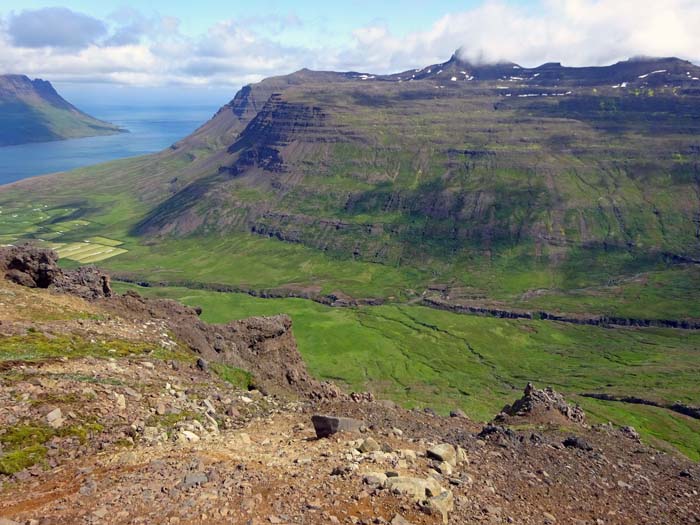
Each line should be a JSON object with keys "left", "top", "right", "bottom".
{"left": 1, "top": 58, "right": 699, "bottom": 320}
{"left": 113, "top": 282, "right": 700, "bottom": 460}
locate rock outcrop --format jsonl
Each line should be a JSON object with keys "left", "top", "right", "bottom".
{"left": 0, "top": 245, "right": 112, "bottom": 299}
{"left": 107, "top": 290, "right": 342, "bottom": 399}
{"left": 495, "top": 383, "right": 585, "bottom": 425}
{"left": 0, "top": 245, "right": 343, "bottom": 400}
{"left": 0, "top": 245, "right": 61, "bottom": 288}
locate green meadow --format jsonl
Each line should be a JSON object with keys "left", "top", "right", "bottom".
{"left": 114, "top": 282, "right": 700, "bottom": 460}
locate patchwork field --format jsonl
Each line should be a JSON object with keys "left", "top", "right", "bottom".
{"left": 0, "top": 203, "right": 127, "bottom": 263}
{"left": 50, "top": 242, "right": 128, "bottom": 263}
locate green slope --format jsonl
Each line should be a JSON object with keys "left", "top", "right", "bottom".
{"left": 113, "top": 282, "right": 700, "bottom": 461}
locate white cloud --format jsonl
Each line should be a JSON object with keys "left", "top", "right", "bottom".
{"left": 338, "top": 0, "right": 700, "bottom": 71}
{"left": 6, "top": 7, "right": 107, "bottom": 49}
{"left": 0, "top": 1, "right": 699, "bottom": 88}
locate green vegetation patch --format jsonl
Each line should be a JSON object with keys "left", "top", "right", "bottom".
{"left": 211, "top": 363, "right": 256, "bottom": 390}
{"left": 0, "top": 332, "right": 192, "bottom": 363}
{"left": 0, "top": 422, "right": 103, "bottom": 475}
{"left": 578, "top": 397, "right": 700, "bottom": 461}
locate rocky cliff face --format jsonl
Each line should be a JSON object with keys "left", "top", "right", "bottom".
{"left": 106, "top": 290, "right": 344, "bottom": 399}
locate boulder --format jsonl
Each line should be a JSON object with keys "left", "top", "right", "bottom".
{"left": 433, "top": 461, "right": 452, "bottom": 476}
{"left": 620, "top": 426, "right": 641, "bottom": 442}
{"left": 427, "top": 444, "right": 457, "bottom": 467}
{"left": 563, "top": 436, "right": 593, "bottom": 451}
{"left": 362, "top": 472, "right": 387, "bottom": 488}
{"left": 311, "top": 415, "right": 364, "bottom": 438}
{"left": 46, "top": 407, "right": 63, "bottom": 429}
{"left": 386, "top": 476, "right": 443, "bottom": 501}
{"left": 421, "top": 490, "right": 454, "bottom": 525}
{"left": 181, "top": 472, "right": 208, "bottom": 489}
{"left": 456, "top": 446, "right": 468, "bottom": 464}
{"left": 358, "top": 437, "right": 381, "bottom": 453}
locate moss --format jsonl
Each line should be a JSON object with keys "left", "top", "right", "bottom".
{"left": 0, "top": 421, "right": 104, "bottom": 475}
{"left": 60, "top": 423, "right": 104, "bottom": 444}
{"left": 29, "top": 392, "right": 82, "bottom": 407}
{"left": 211, "top": 363, "right": 256, "bottom": 391}
{"left": 146, "top": 410, "right": 202, "bottom": 430}
{"left": 0, "top": 445, "right": 48, "bottom": 475}
{"left": 0, "top": 424, "right": 54, "bottom": 449}
{"left": 0, "top": 424, "right": 53, "bottom": 475}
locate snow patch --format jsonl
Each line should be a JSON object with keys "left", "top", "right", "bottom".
{"left": 638, "top": 69, "right": 667, "bottom": 79}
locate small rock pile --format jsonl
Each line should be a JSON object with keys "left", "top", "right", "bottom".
{"left": 496, "top": 382, "right": 585, "bottom": 424}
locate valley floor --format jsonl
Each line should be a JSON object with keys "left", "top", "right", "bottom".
{"left": 112, "top": 283, "right": 700, "bottom": 462}
{"left": 0, "top": 277, "right": 698, "bottom": 524}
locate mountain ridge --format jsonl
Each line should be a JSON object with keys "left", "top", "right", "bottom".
{"left": 0, "top": 74, "right": 124, "bottom": 146}
{"left": 134, "top": 53, "right": 700, "bottom": 265}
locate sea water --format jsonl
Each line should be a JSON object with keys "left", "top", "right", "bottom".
{"left": 0, "top": 105, "right": 218, "bottom": 185}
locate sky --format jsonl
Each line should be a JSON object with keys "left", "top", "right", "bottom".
{"left": 0, "top": 0, "right": 698, "bottom": 105}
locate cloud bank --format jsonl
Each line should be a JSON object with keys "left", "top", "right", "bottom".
{"left": 0, "top": 1, "right": 698, "bottom": 88}
{"left": 6, "top": 7, "right": 107, "bottom": 49}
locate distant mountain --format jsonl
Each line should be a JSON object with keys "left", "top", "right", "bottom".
{"left": 0, "top": 75, "right": 123, "bottom": 146}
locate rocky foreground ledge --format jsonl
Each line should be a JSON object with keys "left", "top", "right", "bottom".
{"left": 0, "top": 246, "right": 698, "bottom": 524}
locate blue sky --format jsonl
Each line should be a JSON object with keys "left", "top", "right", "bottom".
{"left": 0, "top": 1, "right": 697, "bottom": 105}
{"left": 8, "top": 1, "right": 537, "bottom": 44}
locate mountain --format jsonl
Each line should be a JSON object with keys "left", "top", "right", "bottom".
{"left": 136, "top": 55, "right": 700, "bottom": 269}
{"left": 0, "top": 74, "right": 123, "bottom": 146}
{"left": 2, "top": 53, "right": 700, "bottom": 319}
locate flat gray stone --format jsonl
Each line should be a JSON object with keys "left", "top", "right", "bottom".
{"left": 181, "top": 472, "right": 208, "bottom": 489}
{"left": 311, "top": 415, "right": 364, "bottom": 438}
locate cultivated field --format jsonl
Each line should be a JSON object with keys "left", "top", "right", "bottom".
{"left": 0, "top": 203, "right": 127, "bottom": 263}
